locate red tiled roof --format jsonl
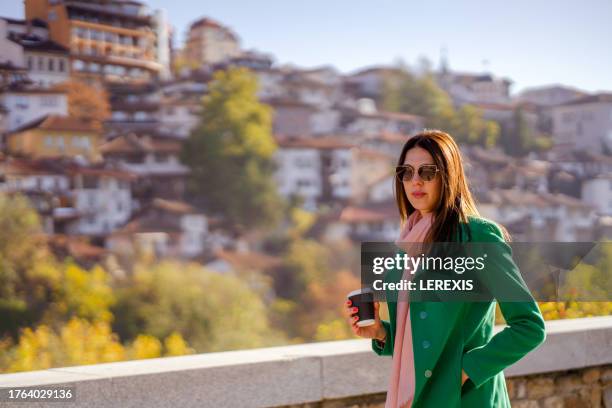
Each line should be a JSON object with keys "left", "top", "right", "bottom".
{"left": 0, "top": 158, "right": 65, "bottom": 176}
{"left": 65, "top": 166, "right": 136, "bottom": 180}
{"left": 9, "top": 115, "right": 101, "bottom": 134}
{"left": 356, "top": 147, "right": 395, "bottom": 161}
{"left": 189, "top": 17, "right": 238, "bottom": 41}
{"left": 559, "top": 92, "right": 612, "bottom": 106}
{"left": 275, "top": 136, "right": 356, "bottom": 149}
{"left": 47, "top": 234, "right": 108, "bottom": 259}
{"left": 100, "top": 134, "right": 182, "bottom": 154}
{"left": 340, "top": 200, "right": 398, "bottom": 223}
{"left": 152, "top": 198, "right": 196, "bottom": 214}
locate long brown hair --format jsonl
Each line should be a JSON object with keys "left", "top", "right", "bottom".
{"left": 394, "top": 129, "right": 511, "bottom": 243}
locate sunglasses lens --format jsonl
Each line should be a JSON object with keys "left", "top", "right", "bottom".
{"left": 397, "top": 167, "right": 413, "bottom": 181}
{"left": 419, "top": 166, "right": 437, "bottom": 181}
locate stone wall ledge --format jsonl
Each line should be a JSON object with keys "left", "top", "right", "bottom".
{"left": 0, "top": 316, "right": 610, "bottom": 408}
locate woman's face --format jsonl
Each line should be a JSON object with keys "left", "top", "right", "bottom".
{"left": 402, "top": 146, "right": 442, "bottom": 214}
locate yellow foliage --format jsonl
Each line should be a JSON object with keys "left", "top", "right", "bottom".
{"left": 0, "top": 318, "right": 196, "bottom": 373}
{"left": 289, "top": 207, "right": 316, "bottom": 237}
{"left": 537, "top": 301, "right": 612, "bottom": 320}
{"left": 314, "top": 319, "right": 353, "bottom": 341}
{"left": 164, "top": 332, "right": 194, "bottom": 356}
{"left": 129, "top": 335, "right": 162, "bottom": 360}
{"left": 54, "top": 263, "right": 115, "bottom": 323}
{"left": 1, "top": 318, "right": 126, "bottom": 373}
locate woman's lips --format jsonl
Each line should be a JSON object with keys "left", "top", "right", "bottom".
{"left": 412, "top": 192, "right": 426, "bottom": 198}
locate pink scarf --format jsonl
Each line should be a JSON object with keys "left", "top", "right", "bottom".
{"left": 385, "top": 210, "right": 435, "bottom": 408}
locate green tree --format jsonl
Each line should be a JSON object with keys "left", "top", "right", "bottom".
{"left": 0, "top": 194, "right": 57, "bottom": 337}
{"left": 380, "top": 64, "right": 500, "bottom": 147}
{"left": 499, "top": 107, "right": 552, "bottom": 157}
{"left": 454, "top": 104, "right": 500, "bottom": 147}
{"left": 112, "top": 260, "right": 285, "bottom": 352}
{"left": 182, "top": 67, "right": 285, "bottom": 230}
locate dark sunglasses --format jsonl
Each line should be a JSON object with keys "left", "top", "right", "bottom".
{"left": 395, "top": 164, "right": 439, "bottom": 182}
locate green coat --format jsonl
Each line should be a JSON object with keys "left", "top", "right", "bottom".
{"left": 372, "top": 216, "right": 547, "bottom": 407}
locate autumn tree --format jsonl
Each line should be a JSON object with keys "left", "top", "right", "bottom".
{"left": 181, "top": 67, "right": 285, "bottom": 230}
{"left": 381, "top": 63, "right": 500, "bottom": 147}
{"left": 112, "top": 260, "right": 286, "bottom": 352}
{"left": 60, "top": 80, "right": 111, "bottom": 124}
{"left": 0, "top": 318, "right": 193, "bottom": 373}
{"left": 0, "top": 194, "right": 55, "bottom": 337}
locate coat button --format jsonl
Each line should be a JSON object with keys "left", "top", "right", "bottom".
{"left": 422, "top": 340, "right": 431, "bottom": 349}
{"left": 420, "top": 311, "right": 427, "bottom": 319}
{"left": 424, "top": 369, "right": 432, "bottom": 378}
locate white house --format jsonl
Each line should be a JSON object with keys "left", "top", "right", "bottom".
{"left": 0, "top": 87, "right": 68, "bottom": 131}
{"left": 550, "top": 93, "right": 612, "bottom": 155}
{"left": 581, "top": 174, "right": 612, "bottom": 216}
{"left": 107, "top": 198, "right": 209, "bottom": 259}
{"left": 516, "top": 85, "right": 587, "bottom": 107}
{"left": 436, "top": 70, "right": 512, "bottom": 106}
{"left": 66, "top": 165, "right": 135, "bottom": 236}
{"left": 100, "top": 133, "right": 190, "bottom": 201}
{"left": 477, "top": 188, "right": 597, "bottom": 241}
{"left": 274, "top": 136, "right": 355, "bottom": 210}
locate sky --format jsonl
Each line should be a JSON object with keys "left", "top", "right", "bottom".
{"left": 3, "top": 0, "right": 611, "bottom": 94}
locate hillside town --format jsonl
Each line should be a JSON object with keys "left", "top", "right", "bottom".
{"left": 1, "top": 0, "right": 611, "bottom": 275}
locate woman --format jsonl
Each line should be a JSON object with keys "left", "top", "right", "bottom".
{"left": 344, "top": 130, "right": 546, "bottom": 407}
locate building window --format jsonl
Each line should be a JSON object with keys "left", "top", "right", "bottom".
{"left": 296, "top": 157, "right": 312, "bottom": 168}
{"left": 72, "top": 136, "right": 91, "bottom": 150}
{"left": 134, "top": 111, "right": 148, "bottom": 121}
{"left": 27, "top": 57, "right": 33, "bottom": 70}
{"left": 48, "top": 58, "right": 55, "bottom": 71}
{"left": 58, "top": 59, "right": 66, "bottom": 72}
{"left": 73, "top": 60, "right": 85, "bottom": 71}
{"left": 562, "top": 112, "right": 574, "bottom": 123}
{"left": 15, "top": 96, "right": 29, "bottom": 109}
{"left": 38, "top": 57, "right": 44, "bottom": 70}
{"left": 40, "top": 96, "right": 58, "bottom": 107}
{"left": 44, "top": 136, "right": 54, "bottom": 147}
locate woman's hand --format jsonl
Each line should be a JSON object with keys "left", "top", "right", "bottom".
{"left": 344, "top": 299, "right": 386, "bottom": 341}
{"left": 461, "top": 369, "right": 469, "bottom": 386}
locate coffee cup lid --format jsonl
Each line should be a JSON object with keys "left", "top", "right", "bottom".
{"left": 347, "top": 287, "right": 373, "bottom": 298}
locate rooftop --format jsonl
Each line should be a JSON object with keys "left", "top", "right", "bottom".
{"left": 9, "top": 115, "right": 101, "bottom": 135}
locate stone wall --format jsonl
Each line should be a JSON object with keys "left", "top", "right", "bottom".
{"left": 278, "top": 365, "right": 612, "bottom": 408}
{"left": 508, "top": 365, "right": 612, "bottom": 408}
{"left": 0, "top": 316, "right": 610, "bottom": 408}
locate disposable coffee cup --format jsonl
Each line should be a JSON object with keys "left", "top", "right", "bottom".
{"left": 347, "top": 288, "right": 375, "bottom": 327}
